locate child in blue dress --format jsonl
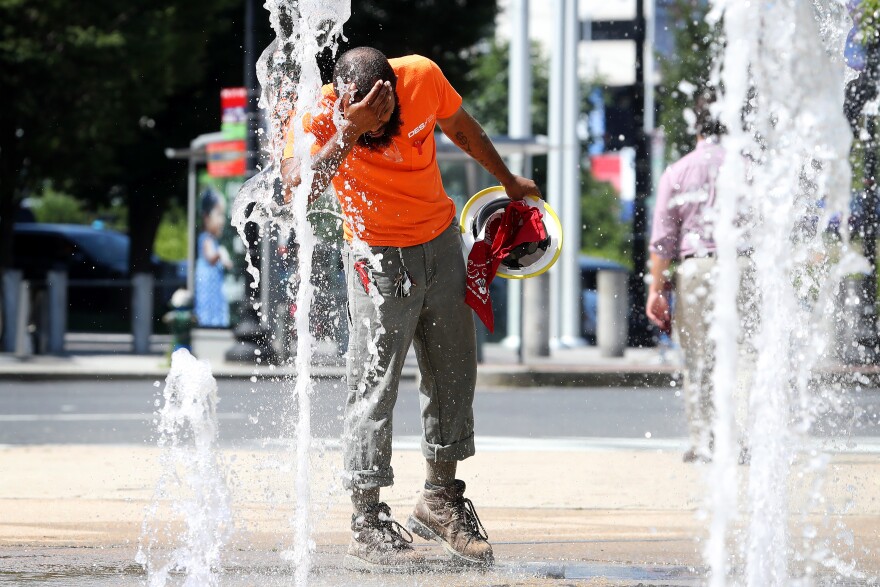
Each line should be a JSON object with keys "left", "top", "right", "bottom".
{"left": 195, "top": 190, "right": 233, "bottom": 327}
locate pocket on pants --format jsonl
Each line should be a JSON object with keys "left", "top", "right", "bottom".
{"left": 364, "top": 248, "right": 406, "bottom": 298}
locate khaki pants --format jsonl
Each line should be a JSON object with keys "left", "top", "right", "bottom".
{"left": 342, "top": 223, "right": 477, "bottom": 490}
{"left": 674, "top": 256, "right": 757, "bottom": 453}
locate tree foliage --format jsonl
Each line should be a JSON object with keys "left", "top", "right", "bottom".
{"left": 580, "top": 172, "right": 631, "bottom": 266}
{"left": 461, "top": 39, "right": 550, "bottom": 135}
{"left": 2, "top": 0, "right": 498, "bottom": 275}
{"left": 655, "top": 0, "right": 720, "bottom": 161}
{"left": 323, "top": 0, "right": 498, "bottom": 96}
{"left": 1, "top": 0, "right": 241, "bottom": 271}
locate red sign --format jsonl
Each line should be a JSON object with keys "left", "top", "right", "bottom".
{"left": 207, "top": 140, "right": 246, "bottom": 177}
{"left": 221, "top": 87, "right": 247, "bottom": 109}
{"left": 590, "top": 154, "right": 622, "bottom": 193}
{"left": 221, "top": 87, "right": 248, "bottom": 140}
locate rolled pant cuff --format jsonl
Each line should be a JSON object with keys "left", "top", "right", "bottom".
{"left": 422, "top": 434, "right": 475, "bottom": 462}
{"left": 343, "top": 467, "right": 395, "bottom": 491}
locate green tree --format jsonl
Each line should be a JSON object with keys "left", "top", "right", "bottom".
{"left": 3, "top": 0, "right": 499, "bottom": 281}
{"left": 462, "top": 39, "right": 550, "bottom": 135}
{"left": 1, "top": 0, "right": 240, "bottom": 273}
{"left": 28, "top": 186, "right": 90, "bottom": 225}
{"left": 580, "top": 172, "right": 631, "bottom": 266}
{"left": 655, "top": 0, "right": 720, "bottom": 161}
{"left": 153, "top": 203, "right": 188, "bottom": 261}
{"left": 321, "top": 0, "right": 499, "bottom": 95}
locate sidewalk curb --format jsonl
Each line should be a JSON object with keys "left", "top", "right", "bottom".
{"left": 0, "top": 367, "right": 675, "bottom": 387}
{"left": 1, "top": 354, "right": 879, "bottom": 388}
{"left": 477, "top": 368, "right": 677, "bottom": 388}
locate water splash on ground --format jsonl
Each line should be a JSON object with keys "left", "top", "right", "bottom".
{"left": 137, "top": 349, "right": 233, "bottom": 587}
{"left": 707, "top": 1, "right": 870, "bottom": 585}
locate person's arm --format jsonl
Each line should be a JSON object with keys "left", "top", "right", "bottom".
{"left": 201, "top": 235, "right": 221, "bottom": 265}
{"left": 437, "top": 106, "right": 541, "bottom": 201}
{"left": 218, "top": 245, "right": 233, "bottom": 270}
{"left": 645, "top": 169, "right": 678, "bottom": 334}
{"left": 646, "top": 252, "right": 673, "bottom": 334}
{"left": 282, "top": 80, "right": 395, "bottom": 204}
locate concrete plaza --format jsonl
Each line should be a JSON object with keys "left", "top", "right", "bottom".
{"left": 0, "top": 341, "right": 878, "bottom": 585}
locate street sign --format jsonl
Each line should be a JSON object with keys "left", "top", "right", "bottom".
{"left": 206, "top": 140, "right": 246, "bottom": 177}
{"left": 221, "top": 87, "right": 248, "bottom": 140}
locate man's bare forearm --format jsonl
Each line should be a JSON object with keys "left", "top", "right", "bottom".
{"left": 439, "top": 108, "right": 515, "bottom": 186}
{"left": 283, "top": 124, "right": 359, "bottom": 204}
{"left": 310, "top": 124, "right": 359, "bottom": 195}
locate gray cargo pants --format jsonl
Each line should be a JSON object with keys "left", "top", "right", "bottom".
{"left": 342, "top": 222, "right": 477, "bottom": 490}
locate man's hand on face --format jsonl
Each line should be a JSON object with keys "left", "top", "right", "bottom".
{"left": 339, "top": 80, "right": 395, "bottom": 139}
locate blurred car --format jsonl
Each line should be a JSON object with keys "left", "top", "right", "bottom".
{"left": 13, "top": 223, "right": 186, "bottom": 332}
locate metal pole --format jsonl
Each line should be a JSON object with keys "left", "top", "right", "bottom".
{"left": 227, "top": 0, "right": 276, "bottom": 363}
{"left": 186, "top": 149, "right": 197, "bottom": 293}
{"left": 629, "top": 0, "right": 653, "bottom": 347}
{"left": 244, "top": 0, "right": 259, "bottom": 175}
{"left": 861, "top": 113, "right": 878, "bottom": 348}
{"left": 861, "top": 37, "right": 880, "bottom": 350}
{"left": 507, "top": 0, "right": 532, "bottom": 356}
{"left": 46, "top": 270, "right": 67, "bottom": 354}
{"left": 559, "top": 0, "right": 583, "bottom": 346}
{"left": 2, "top": 270, "right": 22, "bottom": 353}
{"left": 131, "top": 273, "right": 154, "bottom": 354}
{"left": 548, "top": 0, "right": 566, "bottom": 346}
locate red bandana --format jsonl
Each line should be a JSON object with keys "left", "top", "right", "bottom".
{"left": 465, "top": 200, "right": 547, "bottom": 332}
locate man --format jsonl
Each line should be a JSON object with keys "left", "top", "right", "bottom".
{"left": 645, "top": 92, "right": 755, "bottom": 464}
{"left": 282, "top": 47, "right": 541, "bottom": 572}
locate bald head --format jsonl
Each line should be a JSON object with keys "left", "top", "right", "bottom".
{"left": 333, "top": 47, "right": 397, "bottom": 100}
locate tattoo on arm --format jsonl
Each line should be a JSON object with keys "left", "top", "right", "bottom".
{"left": 454, "top": 131, "right": 473, "bottom": 155}
{"left": 455, "top": 129, "right": 499, "bottom": 173}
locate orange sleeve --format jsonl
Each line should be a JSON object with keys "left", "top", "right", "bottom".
{"left": 428, "top": 59, "right": 463, "bottom": 119}
{"left": 282, "top": 116, "right": 297, "bottom": 160}
{"left": 281, "top": 89, "right": 337, "bottom": 160}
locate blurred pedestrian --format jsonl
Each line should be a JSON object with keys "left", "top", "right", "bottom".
{"left": 195, "top": 190, "right": 232, "bottom": 327}
{"left": 645, "top": 89, "right": 756, "bottom": 464}
{"left": 282, "top": 47, "right": 541, "bottom": 572}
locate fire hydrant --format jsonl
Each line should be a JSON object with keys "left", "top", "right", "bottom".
{"left": 162, "top": 289, "right": 197, "bottom": 353}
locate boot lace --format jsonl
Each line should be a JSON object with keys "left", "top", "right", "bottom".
{"left": 369, "top": 503, "right": 414, "bottom": 548}
{"left": 449, "top": 497, "right": 489, "bottom": 541}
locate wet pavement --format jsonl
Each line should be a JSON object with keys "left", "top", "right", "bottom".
{"left": 1, "top": 342, "right": 880, "bottom": 585}
{"left": 0, "top": 546, "right": 705, "bottom": 586}
{"left": 1, "top": 443, "right": 879, "bottom": 586}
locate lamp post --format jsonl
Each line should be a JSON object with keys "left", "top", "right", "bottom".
{"left": 225, "top": 0, "right": 276, "bottom": 363}
{"left": 629, "top": 0, "right": 653, "bottom": 347}
{"left": 586, "top": 0, "right": 654, "bottom": 347}
{"left": 843, "top": 13, "right": 880, "bottom": 363}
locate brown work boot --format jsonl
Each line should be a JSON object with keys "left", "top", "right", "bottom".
{"left": 406, "top": 480, "right": 494, "bottom": 567}
{"left": 343, "top": 502, "right": 426, "bottom": 573}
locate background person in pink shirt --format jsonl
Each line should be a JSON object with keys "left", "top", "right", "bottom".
{"left": 646, "top": 90, "right": 755, "bottom": 464}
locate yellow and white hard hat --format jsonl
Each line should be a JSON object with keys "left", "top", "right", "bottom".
{"left": 459, "top": 186, "right": 564, "bottom": 279}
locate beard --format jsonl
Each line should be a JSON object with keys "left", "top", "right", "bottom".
{"left": 358, "top": 99, "right": 404, "bottom": 150}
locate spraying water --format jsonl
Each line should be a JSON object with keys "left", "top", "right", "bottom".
{"left": 706, "top": 1, "right": 869, "bottom": 584}
{"left": 137, "top": 349, "right": 233, "bottom": 587}
{"left": 229, "top": 1, "right": 350, "bottom": 584}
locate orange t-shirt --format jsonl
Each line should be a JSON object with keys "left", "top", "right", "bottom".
{"left": 283, "top": 55, "right": 463, "bottom": 247}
